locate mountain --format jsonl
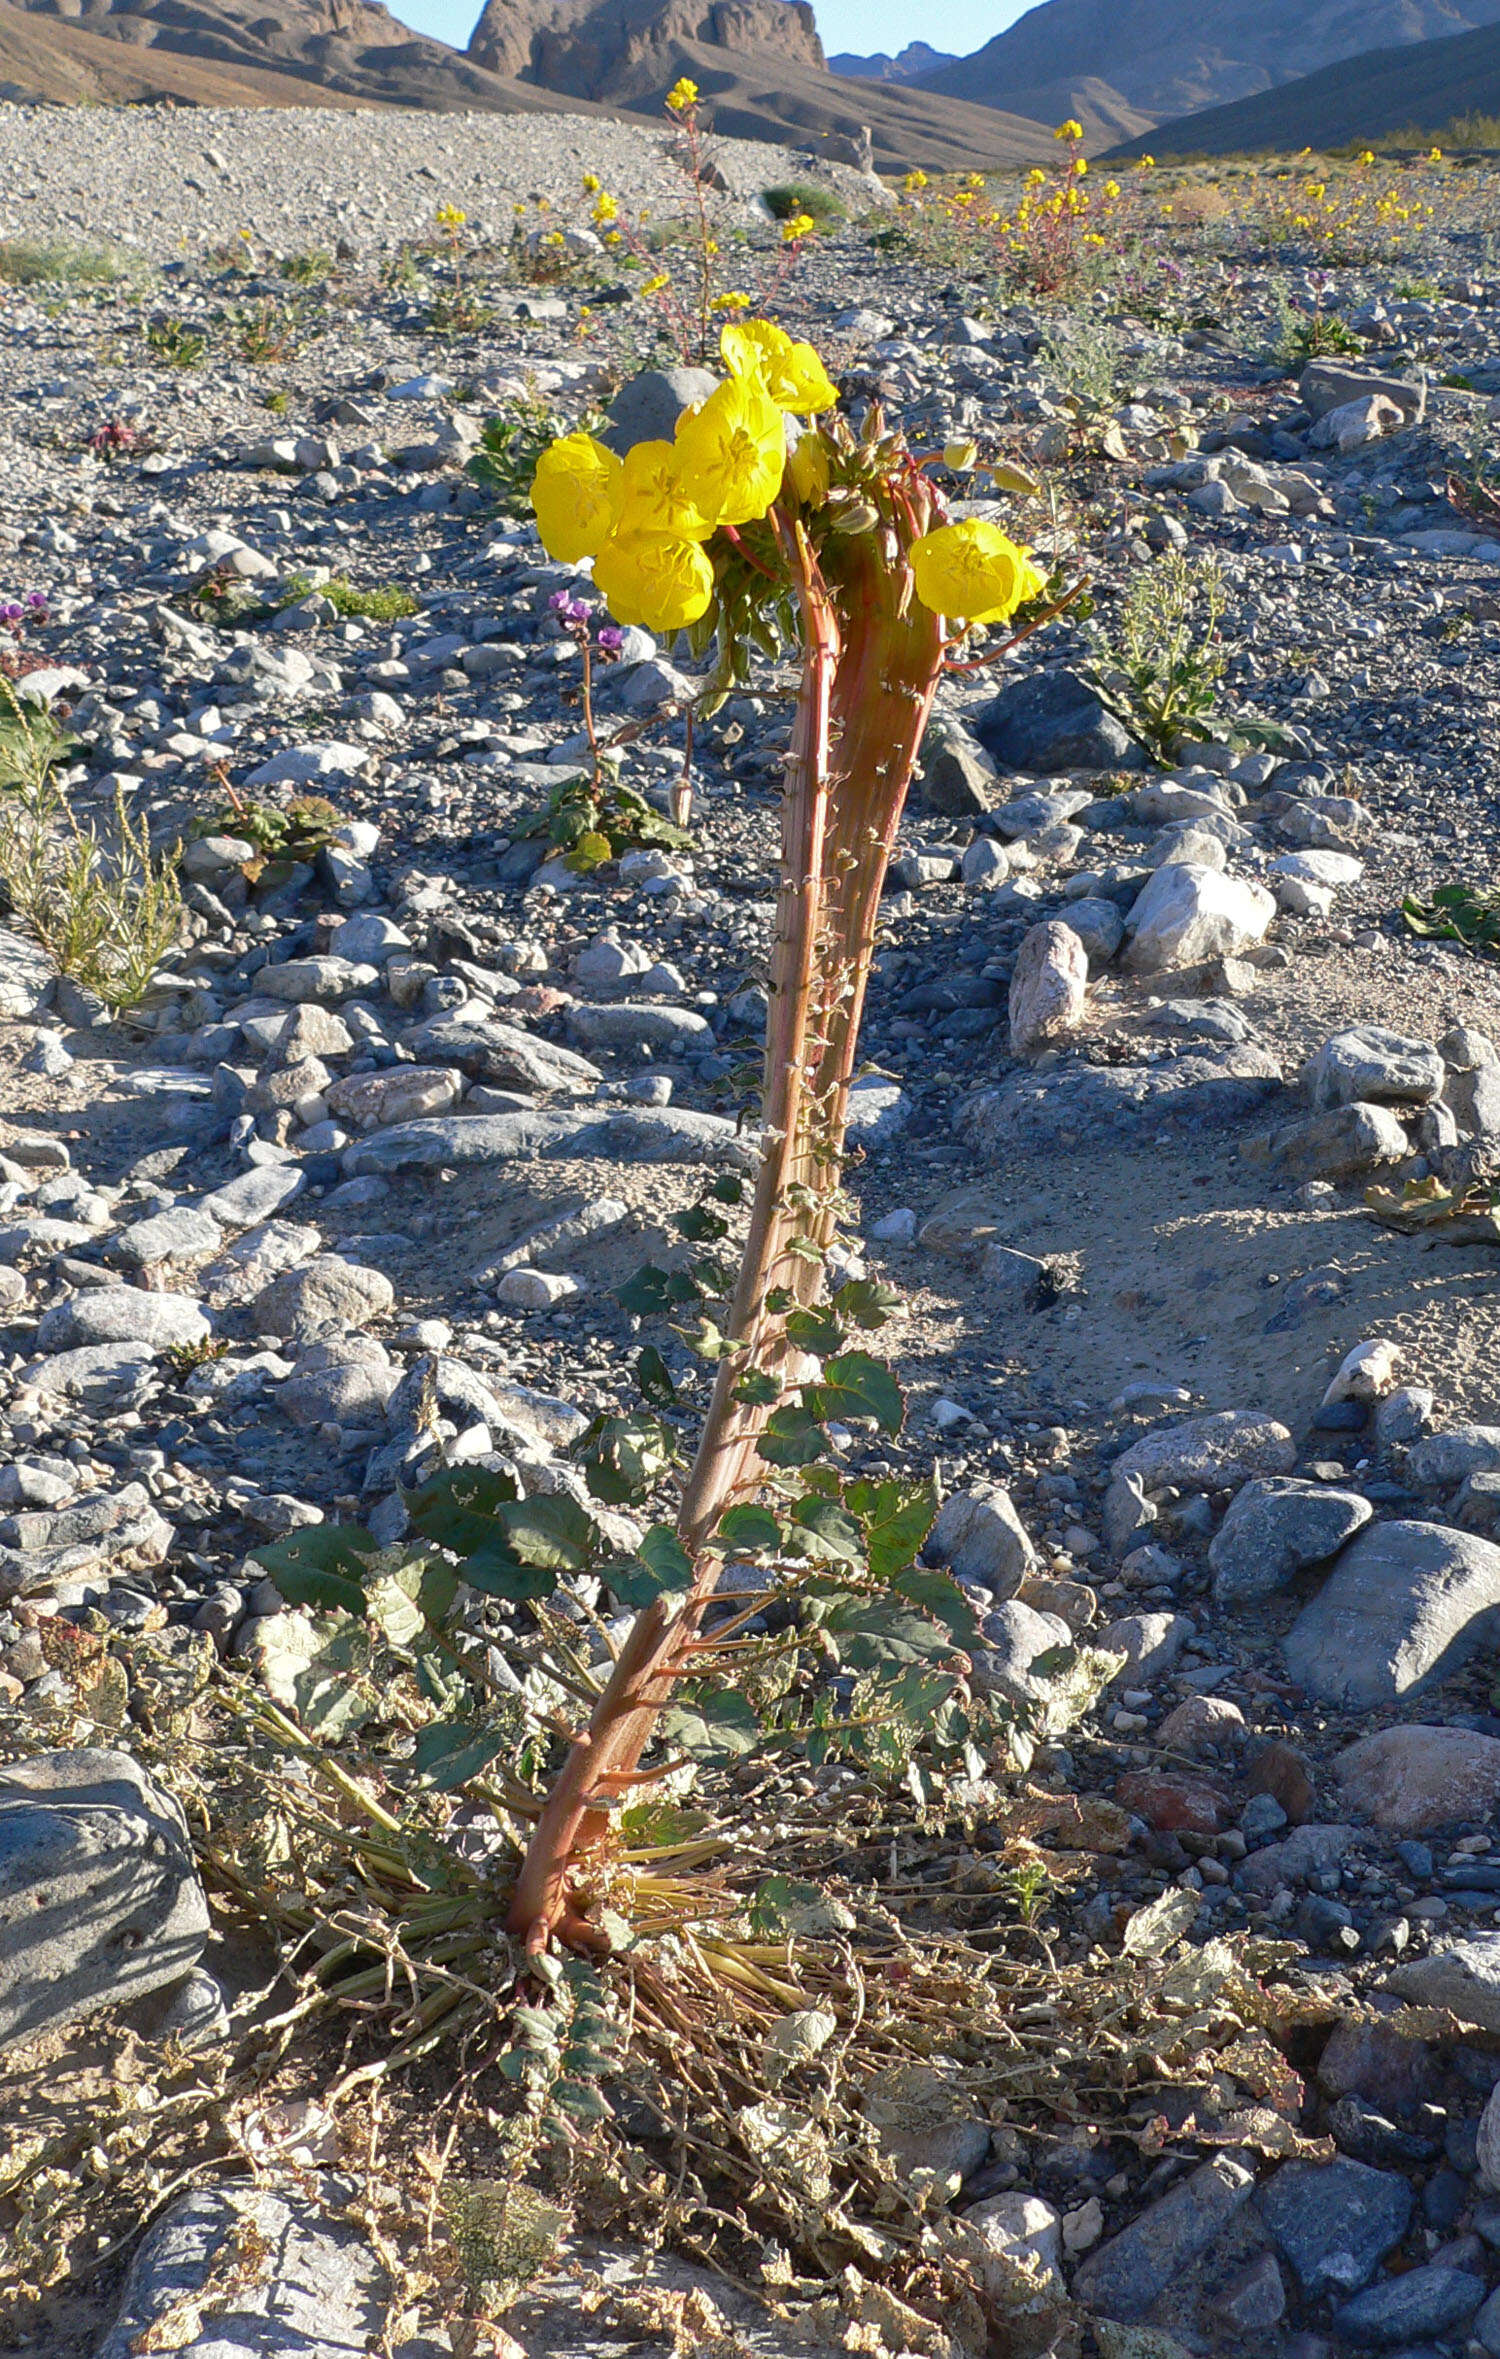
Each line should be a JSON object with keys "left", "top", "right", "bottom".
{"left": 828, "top": 40, "right": 956, "bottom": 83}
{"left": 913, "top": 0, "right": 1500, "bottom": 138}
{"left": 1107, "top": 16, "right": 1500, "bottom": 153}
{"left": 465, "top": 0, "right": 1052, "bottom": 168}
{"left": 5, "top": 0, "right": 600, "bottom": 112}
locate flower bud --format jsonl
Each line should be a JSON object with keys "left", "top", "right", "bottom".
{"left": 831, "top": 500, "right": 880, "bottom": 534}
{"left": 943, "top": 439, "right": 979, "bottom": 473}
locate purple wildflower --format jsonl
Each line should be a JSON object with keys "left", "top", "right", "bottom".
{"left": 0, "top": 603, "right": 22, "bottom": 628}
{"left": 596, "top": 625, "right": 624, "bottom": 652}
{"left": 25, "top": 592, "right": 47, "bottom": 615}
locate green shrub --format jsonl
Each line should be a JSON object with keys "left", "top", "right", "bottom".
{"left": 761, "top": 182, "right": 845, "bottom": 225}
{"left": 0, "top": 235, "right": 141, "bottom": 286}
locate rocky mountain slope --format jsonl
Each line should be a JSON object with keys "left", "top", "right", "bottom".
{"left": 914, "top": 0, "right": 1500, "bottom": 137}
{"left": 1108, "top": 17, "right": 1500, "bottom": 155}
{"left": 827, "top": 39, "right": 956, "bottom": 83}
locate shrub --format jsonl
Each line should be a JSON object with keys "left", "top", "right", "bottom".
{"left": 0, "top": 235, "right": 140, "bottom": 286}
{"left": 761, "top": 182, "right": 845, "bottom": 226}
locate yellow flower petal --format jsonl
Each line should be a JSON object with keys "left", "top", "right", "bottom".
{"left": 909, "top": 520, "right": 1044, "bottom": 626}
{"left": 592, "top": 533, "right": 715, "bottom": 632}
{"left": 614, "top": 439, "right": 713, "bottom": 542}
{"left": 787, "top": 429, "right": 829, "bottom": 506}
{"left": 721, "top": 318, "right": 838, "bottom": 413}
{"left": 674, "top": 371, "right": 785, "bottom": 527}
{"left": 530, "top": 432, "right": 623, "bottom": 565}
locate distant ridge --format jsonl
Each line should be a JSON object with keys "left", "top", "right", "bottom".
{"left": 911, "top": 0, "right": 1500, "bottom": 139}
{"left": 1106, "top": 17, "right": 1500, "bottom": 155}
{"left": 828, "top": 40, "right": 956, "bottom": 84}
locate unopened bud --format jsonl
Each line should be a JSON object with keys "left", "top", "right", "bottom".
{"left": 831, "top": 500, "right": 881, "bottom": 534}
{"left": 943, "top": 438, "right": 979, "bottom": 472}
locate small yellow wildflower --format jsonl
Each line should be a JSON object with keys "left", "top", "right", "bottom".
{"left": 711, "top": 290, "right": 752, "bottom": 310}
{"left": 1137, "top": 154, "right": 1155, "bottom": 169}
{"left": 666, "top": 75, "right": 699, "bottom": 112}
{"left": 642, "top": 273, "right": 671, "bottom": 295}
{"left": 582, "top": 173, "right": 601, "bottom": 194}
{"left": 1025, "top": 168, "right": 1046, "bottom": 188}
{"left": 1430, "top": 146, "right": 1444, "bottom": 163}
{"left": 593, "top": 193, "right": 619, "bottom": 225}
{"left": 1054, "top": 118, "right": 1084, "bottom": 141}
{"left": 530, "top": 433, "right": 623, "bottom": 565}
{"left": 593, "top": 533, "right": 714, "bottom": 632}
{"left": 722, "top": 318, "right": 837, "bottom": 413}
{"left": 780, "top": 213, "right": 816, "bottom": 243}
{"left": 910, "top": 520, "right": 1044, "bottom": 626}
{"left": 903, "top": 168, "right": 929, "bottom": 192}
{"left": 1104, "top": 179, "right": 1121, "bottom": 198}
{"left": 435, "top": 204, "right": 467, "bottom": 234}
{"left": 675, "top": 371, "right": 785, "bottom": 526}
{"left": 614, "top": 439, "right": 713, "bottom": 543}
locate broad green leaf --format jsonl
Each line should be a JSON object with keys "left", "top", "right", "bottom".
{"left": 710, "top": 1173, "right": 744, "bottom": 1205}
{"left": 675, "top": 1203, "right": 729, "bottom": 1243}
{"left": 662, "top": 1686, "right": 760, "bottom": 1759}
{"left": 789, "top": 1494, "right": 862, "bottom": 1564}
{"left": 831, "top": 1277, "right": 901, "bottom": 1330}
{"left": 581, "top": 1412, "right": 676, "bottom": 1505}
{"left": 812, "top": 1592, "right": 956, "bottom": 1671}
{"left": 609, "top": 1523, "right": 694, "bottom": 1607}
{"left": 805, "top": 1351, "right": 903, "bottom": 1435}
{"left": 404, "top": 1466, "right": 519, "bottom": 1558}
{"left": 503, "top": 1492, "right": 598, "bottom": 1571}
{"left": 246, "top": 1523, "right": 377, "bottom": 1617}
{"left": 635, "top": 1346, "right": 677, "bottom": 1407}
{"left": 410, "top": 1720, "right": 514, "bottom": 1790}
{"left": 758, "top": 1403, "right": 828, "bottom": 1468}
{"left": 716, "top": 1503, "right": 782, "bottom": 1555}
{"left": 732, "top": 1368, "right": 779, "bottom": 1407}
{"left": 786, "top": 1306, "right": 843, "bottom": 1355}
{"left": 893, "top": 1564, "right": 980, "bottom": 1648}
{"left": 675, "top": 1315, "right": 731, "bottom": 1361}
{"left": 748, "top": 1876, "right": 856, "bottom": 1938}
{"left": 616, "top": 1263, "right": 701, "bottom": 1317}
{"left": 845, "top": 1478, "right": 934, "bottom": 1582}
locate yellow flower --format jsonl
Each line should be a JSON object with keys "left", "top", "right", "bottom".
{"left": 593, "top": 533, "right": 715, "bottom": 631}
{"left": 1430, "top": 146, "right": 1444, "bottom": 163}
{"left": 910, "top": 520, "right": 1044, "bottom": 626}
{"left": 711, "top": 290, "right": 751, "bottom": 310}
{"left": 781, "top": 213, "right": 816, "bottom": 243}
{"left": 675, "top": 371, "right": 786, "bottom": 525}
{"left": 435, "top": 203, "right": 466, "bottom": 233}
{"left": 614, "top": 439, "right": 713, "bottom": 542}
{"left": 721, "top": 318, "right": 837, "bottom": 413}
{"left": 903, "top": 168, "right": 929, "bottom": 192}
{"left": 530, "top": 432, "right": 623, "bottom": 564}
{"left": 666, "top": 75, "right": 699, "bottom": 112}
{"left": 1137, "top": 154, "right": 1155, "bottom": 169}
{"left": 1072, "top": 157, "right": 1088, "bottom": 174}
{"left": 1104, "top": 179, "right": 1121, "bottom": 198}
{"left": 1054, "top": 118, "right": 1084, "bottom": 141}
{"left": 1025, "top": 168, "right": 1046, "bottom": 188}
{"left": 787, "top": 430, "right": 829, "bottom": 505}
{"left": 582, "top": 173, "right": 600, "bottom": 193}
{"left": 642, "top": 273, "right": 671, "bottom": 295}
{"left": 593, "top": 193, "right": 619, "bottom": 224}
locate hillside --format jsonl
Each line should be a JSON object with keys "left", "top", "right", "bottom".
{"left": 1107, "top": 16, "right": 1500, "bottom": 154}
{"left": 827, "top": 40, "right": 956, "bottom": 83}
{"left": 914, "top": 0, "right": 1500, "bottom": 137}
{"left": 466, "top": 0, "right": 1055, "bottom": 170}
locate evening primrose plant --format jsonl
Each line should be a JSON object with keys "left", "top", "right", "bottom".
{"left": 489, "top": 318, "right": 1067, "bottom": 1959}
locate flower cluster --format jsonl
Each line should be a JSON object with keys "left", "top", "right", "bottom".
{"left": 548, "top": 587, "right": 623, "bottom": 654}
{"left": 0, "top": 591, "right": 48, "bottom": 632}
{"left": 895, "top": 126, "right": 1141, "bottom": 295}
{"left": 529, "top": 318, "right": 1043, "bottom": 642}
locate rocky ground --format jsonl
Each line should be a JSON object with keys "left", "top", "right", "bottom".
{"left": 10, "top": 101, "right": 1500, "bottom": 2359}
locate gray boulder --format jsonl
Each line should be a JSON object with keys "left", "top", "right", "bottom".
{"left": 1258, "top": 2156, "right": 1412, "bottom": 2298}
{"left": 1209, "top": 1477, "right": 1372, "bottom": 1605}
{"left": 0, "top": 1749, "right": 209, "bottom": 2052}
{"left": 1387, "top": 1932, "right": 1500, "bottom": 2030}
{"left": 36, "top": 1288, "right": 211, "bottom": 1355}
{"left": 1284, "top": 1520, "right": 1500, "bottom": 1708}
{"left": 404, "top": 1014, "right": 601, "bottom": 1093}
{"left": 1407, "top": 1424, "right": 1500, "bottom": 1489}
{"left": 1305, "top": 1025, "right": 1445, "bottom": 1110}
{"left": 1123, "top": 862, "right": 1275, "bottom": 974}
{"left": 924, "top": 1483, "right": 1035, "bottom": 1595}
{"left": 599, "top": 365, "right": 718, "bottom": 456}
{"left": 1071, "top": 2153, "right": 1256, "bottom": 2321}
{"left": 974, "top": 667, "right": 1143, "bottom": 774}
{"left": 252, "top": 1255, "right": 395, "bottom": 1342}
{"left": 1265, "top": 1101, "right": 1409, "bottom": 1181}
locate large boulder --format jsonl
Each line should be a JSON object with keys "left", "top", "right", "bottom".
{"left": 1334, "top": 1724, "right": 1500, "bottom": 1834}
{"left": 1284, "top": 1521, "right": 1500, "bottom": 1708}
{"left": 1305, "top": 1025, "right": 1445, "bottom": 1111}
{"left": 0, "top": 1750, "right": 209, "bottom": 2052}
{"left": 974, "top": 667, "right": 1143, "bottom": 774}
{"left": 1209, "top": 1478, "right": 1371, "bottom": 1605}
{"left": 1123, "top": 861, "right": 1275, "bottom": 974}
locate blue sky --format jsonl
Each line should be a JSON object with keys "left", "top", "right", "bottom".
{"left": 388, "top": 1, "right": 1030, "bottom": 61}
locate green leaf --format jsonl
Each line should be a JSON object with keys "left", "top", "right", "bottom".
{"left": 405, "top": 1466, "right": 519, "bottom": 1554}
{"left": 812, "top": 1592, "right": 956, "bottom": 1672}
{"left": 609, "top": 1523, "right": 694, "bottom": 1607}
{"left": 805, "top": 1351, "right": 903, "bottom": 1435}
{"left": 893, "top": 1564, "right": 980, "bottom": 1648}
{"left": 715, "top": 1503, "right": 782, "bottom": 1555}
{"left": 845, "top": 1478, "right": 934, "bottom": 1582}
{"left": 410, "top": 1721, "right": 514, "bottom": 1790}
{"left": 662, "top": 1686, "right": 760, "bottom": 1760}
{"left": 758, "top": 1403, "right": 828, "bottom": 1468}
{"left": 789, "top": 1494, "right": 863, "bottom": 1564}
{"left": 786, "top": 1306, "right": 843, "bottom": 1355}
{"left": 635, "top": 1345, "right": 677, "bottom": 1407}
{"left": 246, "top": 1523, "right": 378, "bottom": 1617}
{"left": 748, "top": 1875, "right": 856, "bottom": 1938}
{"left": 832, "top": 1277, "right": 901, "bottom": 1330}
{"left": 675, "top": 1315, "right": 731, "bottom": 1361}
{"left": 710, "top": 1174, "right": 745, "bottom": 1205}
{"left": 675, "top": 1203, "right": 729, "bottom": 1243}
{"left": 403, "top": 1466, "right": 564, "bottom": 1604}
{"left": 504, "top": 1493, "right": 599, "bottom": 1571}
{"left": 732, "top": 1368, "right": 779, "bottom": 1407}
{"left": 617, "top": 1263, "right": 701, "bottom": 1316}
{"left": 581, "top": 1412, "right": 676, "bottom": 1505}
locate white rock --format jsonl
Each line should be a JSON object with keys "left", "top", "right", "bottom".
{"left": 495, "top": 1268, "right": 583, "bottom": 1310}
{"left": 1124, "top": 863, "right": 1275, "bottom": 974}
{"left": 1009, "top": 921, "right": 1088, "bottom": 1057}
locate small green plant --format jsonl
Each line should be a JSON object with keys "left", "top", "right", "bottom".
{"left": 467, "top": 398, "right": 601, "bottom": 507}
{"left": 145, "top": 315, "right": 207, "bottom": 369}
{"left": 280, "top": 248, "right": 334, "bottom": 285}
{"left": 761, "top": 183, "right": 844, "bottom": 227}
{"left": 230, "top": 298, "right": 297, "bottom": 364}
{"left": 192, "top": 793, "right": 341, "bottom": 891}
{"left": 1040, "top": 313, "right": 1128, "bottom": 412}
{"left": 426, "top": 286, "right": 496, "bottom": 338}
{"left": 1403, "top": 877, "right": 1500, "bottom": 957}
{"left": 0, "top": 684, "right": 183, "bottom": 1009}
{"left": 1395, "top": 274, "right": 1442, "bottom": 298}
{"left": 520, "top": 765, "right": 692, "bottom": 874}
{"left": 163, "top": 1336, "right": 231, "bottom": 1380}
{"left": 1087, "top": 551, "right": 1227, "bottom": 764}
{"left": 276, "top": 573, "right": 421, "bottom": 623}
{"left": 0, "top": 235, "right": 139, "bottom": 286}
